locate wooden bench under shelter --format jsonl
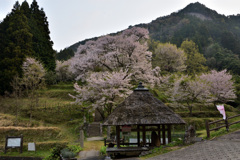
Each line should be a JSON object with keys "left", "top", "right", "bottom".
{"left": 102, "top": 82, "right": 186, "bottom": 157}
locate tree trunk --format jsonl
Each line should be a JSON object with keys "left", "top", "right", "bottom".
{"left": 96, "top": 108, "right": 105, "bottom": 120}
{"left": 188, "top": 105, "right": 193, "bottom": 117}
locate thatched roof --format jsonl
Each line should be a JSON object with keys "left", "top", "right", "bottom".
{"left": 103, "top": 83, "right": 185, "bottom": 126}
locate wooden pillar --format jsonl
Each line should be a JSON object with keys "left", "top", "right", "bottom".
{"left": 205, "top": 120, "right": 210, "bottom": 138}
{"left": 107, "top": 126, "right": 111, "bottom": 139}
{"left": 158, "top": 125, "right": 161, "bottom": 144}
{"left": 80, "top": 129, "right": 84, "bottom": 148}
{"left": 162, "top": 125, "right": 166, "bottom": 145}
{"left": 167, "top": 124, "right": 171, "bottom": 143}
{"left": 142, "top": 125, "right": 146, "bottom": 146}
{"left": 116, "top": 125, "right": 120, "bottom": 148}
{"left": 137, "top": 125, "right": 140, "bottom": 147}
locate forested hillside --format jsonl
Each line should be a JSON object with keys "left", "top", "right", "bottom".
{"left": 1, "top": 2, "right": 240, "bottom": 158}
{"left": 61, "top": 2, "right": 240, "bottom": 75}
{"left": 137, "top": 2, "right": 240, "bottom": 74}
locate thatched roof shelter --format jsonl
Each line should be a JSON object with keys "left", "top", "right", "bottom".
{"left": 103, "top": 83, "right": 185, "bottom": 126}
{"left": 103, "top": 83, "right": 185, "bottom": 151}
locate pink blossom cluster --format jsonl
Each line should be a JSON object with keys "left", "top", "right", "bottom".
{"left": 69, "top": 27, "right": 153, "bottom": 83}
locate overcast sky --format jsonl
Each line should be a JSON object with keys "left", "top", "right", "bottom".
{"left": 1, "top": 0, "right": 240, "bottom": 51}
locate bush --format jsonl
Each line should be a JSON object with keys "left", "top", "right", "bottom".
{"left": 67, "top": 144, "right": 82, "bottom": 154}
{"left": 44, "top": 71, "right": 57, "bottom": 85}
{"left": 61, "top": 148, "right": 76, "bottom": 158}
{"left": 44, "top": 144, "right": 66, "bottom": 160}
{"left": 100, "top": 146, "right": 106, "bottom": 155}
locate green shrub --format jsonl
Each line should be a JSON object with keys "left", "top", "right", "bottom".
{"left": 43, "top": 145, "right": 66, "bottom": 160}
{"left": 61, "top": 148, "right": 76, "bottom": 158}
{"left": 100, "top": 146, "right": 106, "bottom": 155}
{"left": 67, "top": 144, "right": 82, "bottom": 154}
{"left": 44, "top": 71, "right": 57, "bottom": 85}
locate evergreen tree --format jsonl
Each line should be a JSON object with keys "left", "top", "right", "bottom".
{"left": 20, "top": 1, "right": 31, "bottom": 18}
{"left": 0, "top": 0, "right": 56, "bottom": 94}
{"left": 30, "top": 0, "right": 56, "bottom": 71}
{"left": 56, "top": 48, "right": 74, "bottom": 61}
{"left": 0, "top": 1, "right": 33, "bottom": 94}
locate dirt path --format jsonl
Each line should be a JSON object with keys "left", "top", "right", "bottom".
{"left": 78, "top": 137, "right": 105, "bottom": 160}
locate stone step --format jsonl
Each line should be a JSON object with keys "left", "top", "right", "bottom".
{"left": 88, "top": 122, "right": 102, "bottom": 137}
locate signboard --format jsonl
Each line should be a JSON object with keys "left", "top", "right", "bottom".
{"left": 28, "top": 143, "right": 36, "bottom": 151}
{"left": 122, "top": 125, "right": 131, "bottom": 132}
{"left": 5, "top": 136, "right": 23, "bottom": 153}
{"left": 7, "top": 138, "right": 21, "bottom": 147}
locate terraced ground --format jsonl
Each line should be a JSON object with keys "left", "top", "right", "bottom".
{"left": 0, "top": 83, "right": 239, "bottom": 158}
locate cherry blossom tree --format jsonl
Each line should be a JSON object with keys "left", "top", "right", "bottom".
{"left": 169, "top": 75, "right": 212, "bottom": 116}
{"left": 21, "top": 57, "right": 45, "bottom": 121}
{"left": 56, "top": 60, "right": 74, "bottom": 82}
{"left": 69, "top": 27, "right": 153, "bottom": 83}
{"left": 200, "top": 69, "right": 236, "bottom": 105}
{"left": 70, "top": 70, "right": 133, "bottom": 119}
{"left": 22, "top": 57, "right": 45, "bottom": 94}
{"left": 69, "top": 27, "right": 165, "bottom": 120}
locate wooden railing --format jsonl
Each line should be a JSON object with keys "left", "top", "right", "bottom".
{"left": 205, "top": 114, "right": 240, "bottom": 138}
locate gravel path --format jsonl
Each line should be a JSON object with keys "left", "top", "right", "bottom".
{"left": 147, "top": 130, "right": 240, "bottom": 160}
{"left": 78, "top": 150, "right": 103, "bottom": 160}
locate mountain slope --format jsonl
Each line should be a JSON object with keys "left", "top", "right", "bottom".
{"left": 59, "top": 2, "right": 240, "bottom": 74}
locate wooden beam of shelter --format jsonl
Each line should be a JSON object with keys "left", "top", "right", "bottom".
{"left": 167, "top": 124, "right": 171, "bottom": 143}
{"left": 162, "top": 125, "right": 166, "bottom": 145}
{"left": 120, "top": 128, "right": 162, "bottom": 132}
{"left": 158, "top": 125, "right": 161, "bottom": 144}
{"left": 137, "top": 125, "right": 140, "bottom": 147}
{"left": 116, "top": 126, "right": 120, "bottom": 148}
{"left": 142, "top": 125, "right": 146, "bottom": 146}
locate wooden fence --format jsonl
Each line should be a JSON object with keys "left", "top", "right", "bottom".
{"left": 205, "top": 114, "right": 240, "bottom": 138}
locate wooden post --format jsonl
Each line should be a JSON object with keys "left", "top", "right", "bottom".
{"left": 116, "top": 125, "right": 120, "bottom": 148}
{"left": 137, "top": 125, "right": 140, "bottom": 147}
{"left": 162, "top": 125, "right": 166, "bottom": 145}
{"left": 142, "top": 125, "right": 146, "bottom": 146}
{"left": 4, "top": 135, "right": 7, "bottom": 154}
{"left": 107, "top": 126, "right": 111, "bottom": 139}
{"left": 83, "top": 112, "right": 86, "bottom": 123}
{"left": 80, "top": 129, "right": 84, "bottom": 148}
{"left": 158, "top": 125, "right": 161, "bottom": 144}
{"left": 205, "top": 120, "right": 210, "bottom": 138}
{"left": 225, "top": 118, "right": 229, "bottom": 132}
{"left": 167, "top": 124, "right": 171, "bottom": 143}
{"left": 20, "top": 135, "right": 23, "bottom": 153}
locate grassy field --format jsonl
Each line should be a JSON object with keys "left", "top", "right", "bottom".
{"left": 0, "top": 83, "right": 86, "bottom": 158}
